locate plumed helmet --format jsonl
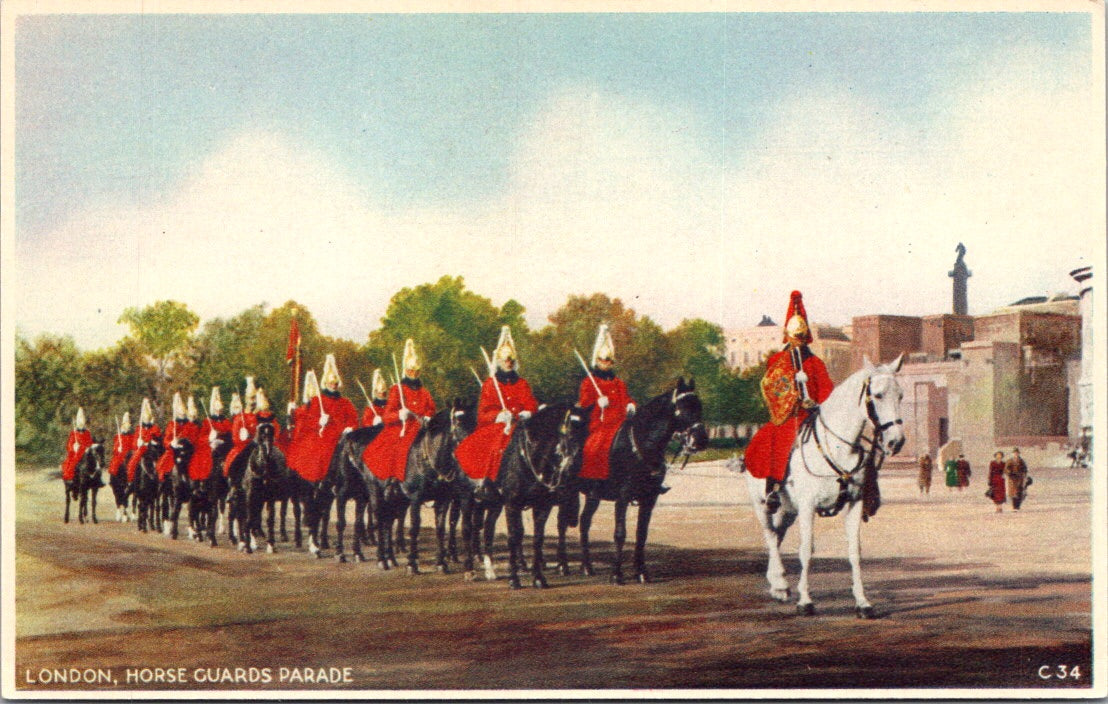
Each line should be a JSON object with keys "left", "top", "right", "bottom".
{"left": 229, "top": 392, "right": 243, "bottom": 415}
{"left": 244, "top": 376, "right": 257, "bottom": 411}
{"left": 590, "top": 324, "right": 616, "bottom": 368}
{"left": 321, "top": 353, "right": 342, "bottom": 390}
{"left": 121, "top": 411, "right": 132, "bottom": 433}
{"left": 255, "top": 387, "right": 271, "bottom": 413}
{"left": 140, "top": 398, "right": 154, "bottom": 425}
{"left": 210, "top": 387, "right": 224, "bottom": 416}
{"left": 494, "top": 325, "right": 519, "bottom": 370}
{"left": 371, "top": 369, "right": 388, "bottom": 399}
{"left": 303, "top": 369, "right": 321, "bottom": 404}
{"left": 783, "top": 290, "right": 813, "bottom": 345}
{"left": 186, "top": 395, "right": 199, "bottom": 421}
{"left": 75, "top": 407, "right": 87, "bottom": 430}
{"left": 402, "top": 339, "right": 421, "bottom": 374}
{"left": 172, "top": 392, "right": 186, "bottom": 420}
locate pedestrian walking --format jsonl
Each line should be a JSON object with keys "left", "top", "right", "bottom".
{"left": 917, "top": 453, "right": 933, "bottom": 494}
{"left": 987, "top": 451, "right": 1007, "bottom": 512}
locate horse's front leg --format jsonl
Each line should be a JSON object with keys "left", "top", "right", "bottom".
{"left": 406, "top": 499, "right": 422, "bottom": 574}
{"left": 265, "top": 495, "right": 276, "bottom": 553}
{"left": 505, "top": 505, "right": 524, "bottom": 590}
{"left": 632, "top": 493, "right": 657, "bottom": 584}
{"left": 351, "top": 496, "right": 367, "bottom": 562}
{"left": 292, "top": 488, "right": 303, "bottom": 548}
{"left": 556, "top": 499, "right": 572, "bottom": 576}
{"left": 91, "top": 486, "right": 100, "bottom": 524}
{"left": 460, "top": 493, "right": 477, "bottom": 578}
{"left": 78, "top": 487, "right": 87, "bottom": 524}
{"left": 579, "top": 494, "right": 601, "bottom": 577}
{"left": 433, "top": 498, "right": 450, "bottom": 573}
{"left": 334, "top": 493, "right": 349, "bottom": 563}
{"left": 447, "top": 497, "right": 461, "bottom": 562}
{"left": 610, "top": 499, "right": 628, "bottom": 585}
{"left": 63, "top": 484, "right": 71, "bottom": 524}
{"left": 482, "top": 502, "right": 503, "bottom": 582}
{"left": 279, "top": 497, "right": 289, "bottom": 543}
{"left": 747, "top": 477, "right": 790, "bottom": 602}
{"left": 530, "top": 502, "right": 552, "bottom": 589}
{"left": 168, "top": 488, "right": 183, "bottom": 539}
{"left": 318, "top": 491, "right": 332, "bottom": 549}
{"left": 795, "top": 503, "right": 816, "bottom": 615}
{"left": 844, "top": 500, "right": 874, "bottom": 618}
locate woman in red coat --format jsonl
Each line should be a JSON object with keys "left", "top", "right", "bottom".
{"left": 362, "top": 339, "right": 436, "bottom": 482}
{"left": 987, "top": 451, "right": 1007, "bottom": 512}
{"left": 61, "top": 407, "right": 93, "bottom": 482}
{"left": 456, "top": 326, "right": 539, "bottom": 497}
{"left": 577, "top": 324, "right": 637, "bottom": 482}
{"left": 745, "top": 291, "right": 834, "bottom": 514}
{"left": 289, "top": 355, "right": 359, "bottom": 483}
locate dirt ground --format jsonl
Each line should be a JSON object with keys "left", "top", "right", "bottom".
{"left": 9, "top": 460, "right": 1096, "bottom": 694}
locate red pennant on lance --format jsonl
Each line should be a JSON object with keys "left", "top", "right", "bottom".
{"left": 286, "top": 318, "right": 301, "bottom": 365}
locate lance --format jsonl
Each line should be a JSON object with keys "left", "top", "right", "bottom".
{"left": 115, "top": 415, "right": 122, "bottom": 453}
{"left": 356, "top": 378, "right": 381, "bottom": 423}
{"left": 480, "top": 347, "right": 512, "bottom": 436}
{"left": 316, "top": 378, "right": 327, "bottom": 437}
{"left": 573, "top": 348, "right": 605, "bottom": 421}
{"left": 469, "top": 367, "right": 484, "bottom": 387}
{"left": 391, "top": 353, "right": 410, "bottom": 437}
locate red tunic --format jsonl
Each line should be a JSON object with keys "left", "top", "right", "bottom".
{"left": 362, "top": 381, "right": 436, "bottom": 482}
{"left": 456, "top": 375, "right": 539, "bottom": 481}
{"left": 108, "top": 431, "right": 135, "bottom": 476}
{"left": 988, "top": 460, "right": 1007, "bottom": 504}
{"left": 745, "top": 348, "right": 834, "bottom": 481}
{"left": 287, "top": 391, "right": 359, "bottom": 482}
{"left": 126, "top": 424, "right": 162, "bottom": 482}
{"left": 186, "top": 420, "right": 217, "bottom": 481}
{"left": 224, "top": 413, "right": 257, "bottom": 477}
{"left": 157, "top": 420, "right": 198, "bottom": 479}
{"left": 360, "top": 400, "right": 387, "bottom": 428}
{"left": 61, "top": 429, "right": 94, "bottom": 481}
{"left": 577, "top": 374, "right": 635, "bottom": 481}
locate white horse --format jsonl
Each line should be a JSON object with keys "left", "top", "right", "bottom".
{"left": 744, "top": 355, "right": 905, "bottom": 618}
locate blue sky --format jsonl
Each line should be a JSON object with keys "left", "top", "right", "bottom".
{"left": 12, "top": 9, "right": 1102, "bottom": 349}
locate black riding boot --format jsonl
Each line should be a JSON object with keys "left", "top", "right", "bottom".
{"left": 765, "top": 478, "right": 782, "bottom": 515}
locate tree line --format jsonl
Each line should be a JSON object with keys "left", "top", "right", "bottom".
{"left": 15, "top": 276, "right": 768, "bottom": 464}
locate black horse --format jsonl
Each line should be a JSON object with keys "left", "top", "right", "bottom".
{"left": 131, "top": 438, "right": 165, "bottom": 534}
{"left": 241, "top": 421, "right": 291, "bottom": 554}
{"left": 455, "top": 402, "right": 590, "bottom": 589}
{"left": 325, "top": 425, "right": 386, "bottom": 563}
{"left": 564, "top": 378, "right": 708, "bottom": 585}
{"left": 396, "top": 398, "right": 476, "bottom": 574}
{"left": 108, "top": 444, "right": 133, "bottom": 523}
{"left": 162, "top": 438, "right": 196, "bottom": 540}
{"left": 64, "top": 441, "right": 106, "bottom": 525}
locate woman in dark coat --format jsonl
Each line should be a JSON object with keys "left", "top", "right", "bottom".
{"left": 987, "top": 451, "right": 1007, "bottom": 512}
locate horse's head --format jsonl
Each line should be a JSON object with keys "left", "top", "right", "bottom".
{"left": 85, "top": 441, "right": 105, "bottom": 474}
{"left": 172, "top": 438, "right": 194, "bottom": 474}
{"left": 254, "top": 421, "right": 276, "bottom": 456}
{"left": 862, "top": 355, "right": 906, "bottom": 456}
{"left": 671, "top": 377, "right": 709, "bottom": 453}
{"left": 555, "top": 404, "right": 592, "bottom": 481}
{"left": 449, "top": 397, "right": 477, "bottom": 444}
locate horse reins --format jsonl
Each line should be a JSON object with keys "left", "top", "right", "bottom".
{"left": 798, "top": 376, "right": 897, "bottom": 482}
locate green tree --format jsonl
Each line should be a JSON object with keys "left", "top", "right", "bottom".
{"left": 76, "top": 338, "right": 159, "bottom": 432}
{"left": 191, "top": 304, "right": 267, "bottom": 405}
{"left": 14, "top": 334, "right": 83, "bottom": 464}
{"left": 365, "top": 276, "right": 529, "bottom": 404}
{"left": 118, "top": 300, "right": 200, "bottom": 402}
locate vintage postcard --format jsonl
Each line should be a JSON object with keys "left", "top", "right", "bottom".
{"left": 2, "top": 0, "right": 1105, "bottom": 699}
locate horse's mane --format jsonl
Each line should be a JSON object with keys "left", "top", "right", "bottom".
{"left": 528, "top": 401, "right": 573, "bottom": 435}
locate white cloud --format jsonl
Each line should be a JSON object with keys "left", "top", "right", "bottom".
{"left": 16, "top": 66, "right": 1102, "bottom": 351}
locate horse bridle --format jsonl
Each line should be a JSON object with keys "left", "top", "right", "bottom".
{"left": 629, "top": 389, "right": 703, "bottom": 466}
{"left": 801, "top": 374, "right": 901, "bottom": 481}
{"left": 414, "top": 409, "right": 464, "bottom": 483}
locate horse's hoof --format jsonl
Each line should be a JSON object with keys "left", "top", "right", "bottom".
{"left": 390, "top": 558, "right": 400, "bottom": 568}
{"left": 407, "top": 564, "right": 419, "bottom": 575}
{"left": 354, "top": 553, "right": 366, "bottom": 563}
{"left": 797, "top": 603, "right": 815, "bottom": 616}
{"left": 856, "top": 605, "right": 876, "bottom": 619}
{"left": 770, "top": 589, "right": 791, "bottom": 603}
{"left": 508, "top": 577, "right": 523, "bottom": 590}
{"left": 636, "top": 572, "right": 651, "bottom": 584}
{"left": 377, "top": 561, "right": 390, "bottom": 571}
{"left": 464, "top": 570, "right": 477, "bottom": 582}
{"left": 266, "top": 544, "right": 275, "bottom": 554}
{"left": 336, "top": 554, "right": 347, "bottom": 563}
{"left": 532, "top": 576, "right": 548, "bottom": 589}
{"left": 582, "top": 565, "right": 595, "bottom": 577}
{"left": 609, "top": 573, "right": 625, "bottom": 586}
{"left": 280, "top": 533, "right": 289, "bottom": 543}
{"left": 557, "top": 564, "right": 570, "bottom": 576}
{"left": 92, "top": 517, "right": 98, "bottom": 524}
{"left": 437, "top": 563, "right": 449, "bottom": 574}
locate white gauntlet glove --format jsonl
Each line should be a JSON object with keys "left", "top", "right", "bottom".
{"left": 597, "top": 395, "right": 610, "bottom": 409}
{"left": 399, "top": 408, "right": 412, "bottom": 422}
{"left": 287, "top": 402, "right": 297, "bottom": 415}
{"left": 795, "top": 370, "right": 809, "bottom": 384}
{"left": 372, "top": 415, "right": 383, "bottom": 426}
{"left": 238, "top": 427, "right": 249, "bottom": 441}
{"left": 208, "top": 429, "right": 218, "bottom": 443}
{"left": 319, "top": 412, "right": 330, "bottom": 429}
{"left": 496, "top": 410, "right": 512, "bottom": 424}
{"left": 626, "top": 403, "right": 637, "bottom": 417}
{"left": 519, "top": 410, "right": 532, "bottom": 420}
{"left": 72, "top": 442, "right": 80, "bottom": 452}
{"left": 342, "top": 426, "right": 352, "bottom": 435}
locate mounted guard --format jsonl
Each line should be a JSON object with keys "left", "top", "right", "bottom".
{"left": 362, "top": 339, "right": 437, "bottom": 483}
{"left": 455, "top": 325, "right": 539, "bottom": 500}
{"left": 156, "top": 393, "right": 192, "bottom": 481}
{"left": 744, "top": 290, "right": 834, "bottom": 514}
{"left": 288, "top": 355, "right": 359, "bottom": 483}
{"left": 224, "top": 377, "right": 258, "bottom": 477}
{"left": 126, "top": 398, "right": 162, "bottom": 483}
{"left": 108, "top": 411, "right": 135, "bottom": 521}
{"left": 61, "top": 407, "right": 94, "bottom": 483}
{"left": 359, "top": 369, "right": 389, "bottom": 428}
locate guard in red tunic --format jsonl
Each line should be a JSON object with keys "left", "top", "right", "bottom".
{"left": 204, "top": 387, "right": 234, "bottom": 471}
{"left": 127, "top": 398, "right": 162, "bottom": 482}
{"left": 362, "top": 339, "right": 437, "bottom": 482}
{"left": 744, "top": 290, "right": 834, "bottom": 514}
{"left": 576, "top": 324, "right": 642, "bottom": 483}
{"left": 455, "top": 326, "right": 539, "bottom": 498}
{"left": 157, "top": 393, "right": 192, "bottom": 480}
{"left": 253, "top": 387, "right": 286, "bottom": 450}
{"left": 184, "top": 395, "right": 215, "bottom": 483}
{"left": 286, "top": 369, "right": 319, "bottom": 474}
{"left": 223, "top": 377, "right": 258, "bottom": 477}
{"left": 61, "top": 407, "right": 94, "bottom": 482}
{"left": 360, "top": 369, "right": 389, "bottom": 428}
{"left": 288, "top": 355, "right": 359, "bottom": 483}
{"left": 108, "top": 411, "right": 135, "bottom": 478}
